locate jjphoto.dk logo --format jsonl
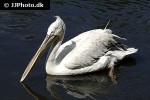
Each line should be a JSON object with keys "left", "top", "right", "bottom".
{"left": 0, "top": 0, "right": 50, "bottom": 10}
{"left": 4, "top": 2, "right": 43, "bottom": 8}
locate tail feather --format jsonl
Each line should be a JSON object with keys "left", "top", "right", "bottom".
{"left": 125, "top": 48, "right": 138, "bottom": 55}
{"left": 105, "top": 47, "right": 138, "bottom": 60}
{"left": 112, "top": 34, "right": 127, "bottom": 40}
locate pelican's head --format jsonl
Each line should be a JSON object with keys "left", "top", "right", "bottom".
{"left": 20, "top": 16, "right": 65, "bottom": 82}
{"left": 47, "top": 16, "right": 66, "bottom": 37}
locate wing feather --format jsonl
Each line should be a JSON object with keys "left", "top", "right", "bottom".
{"left": 55, "top": 40, "right": 76, "bottom": 64}
{"left": 56, "top": 29, "right": 123, "bottom": 69}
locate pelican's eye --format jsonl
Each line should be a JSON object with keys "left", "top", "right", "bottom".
{"left": 51, "top": 31, "right": 54, "bottom": 33}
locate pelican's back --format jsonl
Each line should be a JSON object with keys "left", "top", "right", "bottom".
{"left": 56, "top": 29, "right": 122, "bottom": 69}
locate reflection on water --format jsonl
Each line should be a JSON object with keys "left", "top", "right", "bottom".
{"left": 22, "top": 73, "right": 113, "bottom": 100}
{"left": 46, "top": 74, "right": 112, "bottom": 100}
{"left": 21, "top": 83, "right": 49, "bottom": 100}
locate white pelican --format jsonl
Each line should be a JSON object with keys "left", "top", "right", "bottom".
{"left": 20, "top": 16, "right": 138, "bottom": 83}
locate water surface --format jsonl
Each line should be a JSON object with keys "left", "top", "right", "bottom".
{"left": 0, "top": 0, "right": 150, "bottom": 100}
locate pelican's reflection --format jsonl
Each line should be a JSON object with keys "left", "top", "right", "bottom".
{"left": 21, "top": 83, "right": 49, "bottom": 100}
{"left": 46, "top": 73, "right": 113, "bottom": 99}
{"left": 21, "top": 57, "right": 136, "bottom": 100}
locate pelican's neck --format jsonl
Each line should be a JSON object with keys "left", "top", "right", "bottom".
{"left": 47, "top": 35, "right": 64, "bottom": 63}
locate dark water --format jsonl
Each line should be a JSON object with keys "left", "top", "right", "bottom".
{"left": 0, "top": 0, "right": 150, "bottom": 100}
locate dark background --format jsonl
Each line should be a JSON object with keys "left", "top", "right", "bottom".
{"left": 0, "top": 0, "right": 150, "bottom": 100}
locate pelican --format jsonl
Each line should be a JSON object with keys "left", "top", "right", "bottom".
{"left": 20, "top": 16, "right": 138, "bottom": 83}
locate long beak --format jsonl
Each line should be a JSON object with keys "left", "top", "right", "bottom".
{"left": 20, "top": 34, "right": 59, "bottom": 82}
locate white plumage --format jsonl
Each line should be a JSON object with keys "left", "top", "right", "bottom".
{"left": 20, "top": 16, "right": 138, "bottom": 82}
{"left": 45, "top": 16, "right": 137, "bottom": 77}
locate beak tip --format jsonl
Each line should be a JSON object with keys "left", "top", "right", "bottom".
{"left": 20, "top": 74, "right": 26, "bottom": 82}
{"left": 20, "top": 78, "right": 24, "bottom": 83}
